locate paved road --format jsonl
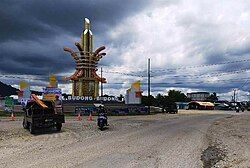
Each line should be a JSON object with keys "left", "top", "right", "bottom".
{"left": 0, "top": 111, "right": 237, "bottom": 168}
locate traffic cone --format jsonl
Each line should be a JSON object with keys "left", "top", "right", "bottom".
{"left": 10, "top": 112, "right": 15, "bottom": 121}
{"left": 77, "top": 113, "right": 82, "bottom": 121}
{"left": 87, "top": 113, "right": 93, "bottom": 121}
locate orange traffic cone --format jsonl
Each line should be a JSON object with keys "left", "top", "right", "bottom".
{"left": 10, "top": 112, "right": 15, "bottom": 121}
{"left": 77, "top": 113, "right": 82, "bottom": 121}
{"left": 87, "top": 113, "right": 93, "bottom": 121}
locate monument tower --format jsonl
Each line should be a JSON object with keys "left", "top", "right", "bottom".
{"left": 64, "top": 18, "right": 106, "bottom": 98}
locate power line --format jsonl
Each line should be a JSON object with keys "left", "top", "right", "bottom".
{"left": 102, "top": 66, "right": 250, "bottom": 78}
{"left": 2, "top": 58, "right": 249, "bottom": 80}
{"left": 102, "top": 78, "right": 250, "bottom": 85}
{"left": 103, "top": 58, "right": 250, "bottom": 75}
{"left": 1, "top": 69, "right": 249, "bottom": 83}
{"left": 102, "top": 71, "right": 146, "bottom": 77}
{"left": 151, "top": 68, "right": 250, "bottom": 79}
{"left": 152, "top": 58, "right": 250, "bottom": 72}
{"left": 238, "top": 80, "right": 249, "bottom": 90}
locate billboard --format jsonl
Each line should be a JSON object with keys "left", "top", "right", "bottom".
{"left": 125, "top": 81, "right": 143, "bottom": 105}
{"left": 43, "top": 87, "right": 62, "bottom": 101}
{"left": 18, "top": 80, "right": 31, "bottom": 106}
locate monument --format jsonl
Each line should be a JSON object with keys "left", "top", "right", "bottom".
{"left": 64, "top": 18, "right": 106, "bottom": 98}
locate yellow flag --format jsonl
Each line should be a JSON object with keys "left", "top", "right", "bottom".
{"left": 49, "top": 74, "right": 57, "bottom": 87}
{"left": 132, "top": 81, "right": 140, "bottom": 91}
{"left": 19, "top": 81, "right": 29, "bottom": 90}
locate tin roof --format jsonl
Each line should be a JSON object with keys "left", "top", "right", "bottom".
{"left": 189, "top": 101, "right": 214, "bottom": 107}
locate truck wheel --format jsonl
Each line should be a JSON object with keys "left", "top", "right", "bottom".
{"left": 56, "top": 123, "right": 62, "bottom": 131}
{"left": 29, "top": 123, "right": 35, "bottom": 134}
{"left": 23, "top": 119, "right": 28, "bottom": 129}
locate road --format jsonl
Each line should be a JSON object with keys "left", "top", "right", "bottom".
{"left": 0, "top": 110, "right": 241, "bottom": 168}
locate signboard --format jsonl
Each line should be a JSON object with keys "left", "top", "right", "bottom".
{"left": 43, "top": 87, "right": 62, "bottom": 101}
{"left": 43, "top": 87, "right": 61, "bottom": 94}
{"left": 23, "top": 89, "right": 31, "bottom": 99}
{"left": 18, "top": 91, "right": 30, "bottom": 107}
{"left": 125, "top": 81, "right": 142, "bottom": 104}
{"left": 18, "top": 81, "right": 31, "bottom": 105}
{"left": 64, "top": 96, "right": 119, "bottom": 102}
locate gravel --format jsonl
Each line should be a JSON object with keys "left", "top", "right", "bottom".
{"left": 203, "top": 111, "right": 250, "bottom": 168}
{"left": 0, "top": 110, "right": 246, "bottom": 168}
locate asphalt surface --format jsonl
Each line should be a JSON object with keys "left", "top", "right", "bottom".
{"left": 0, "top": 110, "right": 242, "bottom": 168}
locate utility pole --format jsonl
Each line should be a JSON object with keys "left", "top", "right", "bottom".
{"left": 148, "top": 58, "right": 151, "bottom": 114}
{"left": 101, "top": 67, "right": 103, "bottom": 97}
{"left": 248, "top": 91, "right": 250, "bottom": 102}
{"left": 233, "top": 89, "right": 236, "bottom": 103}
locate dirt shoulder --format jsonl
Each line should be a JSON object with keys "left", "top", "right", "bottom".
{"left": 202, "top": 113, "right": 250, "bottom": 168}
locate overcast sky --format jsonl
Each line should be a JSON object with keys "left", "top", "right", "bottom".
{"left": 0, "top": 0, "right": 249, "bottom": 101}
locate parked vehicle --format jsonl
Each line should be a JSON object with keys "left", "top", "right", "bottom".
{"left": 163, "top": 102, "right": 178, "bottom": 114}
{"left": 22, "top": 98, "right": 65, "bottom": 134}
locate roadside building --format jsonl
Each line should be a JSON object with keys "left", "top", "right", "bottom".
{"left": 188, "top": 101, "right": 215, "bottom": 110}
{"left": 175, "top": 102, "right": 189, "bottom": 109}
{"left": 187, "top": 92, "right": 210, "bottom": 101}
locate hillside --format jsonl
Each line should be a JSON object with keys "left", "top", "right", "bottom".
{"left": 0, "top": 81, "right": 19, "bottom": 97}
{"left": 0, "top": 81, "right": 42, "bottom": 97}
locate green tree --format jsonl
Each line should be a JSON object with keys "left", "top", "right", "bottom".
{"left": 167, "top": 90, "right": 190, "bottom": 102}
{"left": 141, "top": 95, "right": 156, "bottom": 106}
{"left": 205, "top": 92, "right": 218, "bottom": 102}
{"left": 155, "top": 93, "right": 164, "bottom": 107}
{"left": 141, "top": 90, "right": 189, "bottom": 107}
{"left": 117, "top": 94, "right": 124, "bottom": 101}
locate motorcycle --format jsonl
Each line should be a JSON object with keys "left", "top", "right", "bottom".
{"left": 97, "top": 112, "right": 108, "bottom": 131}
{"left": 236, "top": 106, "right": 240, "bottom": 113}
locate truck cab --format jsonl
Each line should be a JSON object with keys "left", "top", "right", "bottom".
{"left": 23, "top": 100, "right": 65, "bottom": 134}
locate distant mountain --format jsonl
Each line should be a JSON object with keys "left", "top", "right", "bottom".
{"left": 0, "top": 81, "right": 19, "bottom": 97}
{"left": 0, "top": 81, "right": 42, "bottom": 97}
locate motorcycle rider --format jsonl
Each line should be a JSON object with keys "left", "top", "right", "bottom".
{"left": 235, "top": 106, "right": 239, "bottom": 113}
{"left": 98, "top": 105, "right": 109, "bottom": 126}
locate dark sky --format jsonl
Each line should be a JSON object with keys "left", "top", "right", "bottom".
{"left": 0, "top": 0, "right": 151, "bottom": 75}
{"left": 0, "top": 0, "right": 249, "bottom": 100}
